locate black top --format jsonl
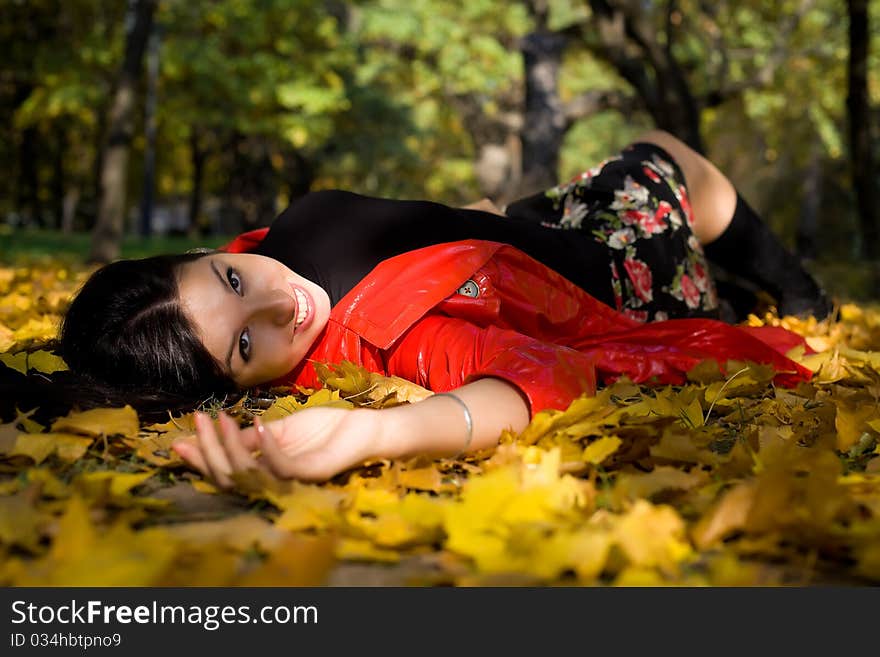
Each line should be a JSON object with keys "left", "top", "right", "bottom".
{"left": 253, "top": 190, "right": 615, "bottom": 307}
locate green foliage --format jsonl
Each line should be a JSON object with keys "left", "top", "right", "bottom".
{"left": 1, "top": 0, "right": 877, "bottom": 258}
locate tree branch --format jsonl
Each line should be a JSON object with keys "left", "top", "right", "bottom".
{"left": 703, "top": 0, "right": 818, "bottom": 106}
{"left": 563, "top": 89, "right": 639, "bottom": 127}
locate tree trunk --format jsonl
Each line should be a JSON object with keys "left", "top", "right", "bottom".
{"left": 846, "top": 0, "right": 878, "bottom": 259}
{"left": 796, "top": 145, "right": 823, "bottom": 260}
{"left": 587, "top": 0, "right": 704, "bottom": 151}
{"left": 187, "top": 129, "right": 207, "bottom": 236}
{"left": 89, "top": 0, "right": 157, "bottom": 263}
{"left": 218, "top": 134, "right": 278, "bottom": 233}
{"left": 449, "top": 91, "right": 523, "bottom": 204}
{"left": 16, "top": 125, "right": 43, "bottom": 227}
{"left": 281, "top": 147, "right": 316, "bottom": 200}
{"left": 519, "top": 31, "right": 569, "bottom": 196}
{"left": 62, "top": 188, "right": 80, "bottom": 235}
{"left": 51, "top": 122, "right": 66, "bottom": 230}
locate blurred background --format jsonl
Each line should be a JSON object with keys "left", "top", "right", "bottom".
{"left": 1, "top": 0, "right": 878, "bottom": 298}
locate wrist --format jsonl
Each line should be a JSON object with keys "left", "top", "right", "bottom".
{"left": 357, "top": 406, "right": 412, "bottom": 461}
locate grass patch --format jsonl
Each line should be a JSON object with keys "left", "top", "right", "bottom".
{"left": 0, "top": 225, "right": 233, "bottom": 263}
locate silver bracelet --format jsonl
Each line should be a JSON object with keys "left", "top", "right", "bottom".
{"left": 433, "top": 392, "right": 474, "bottom": 457}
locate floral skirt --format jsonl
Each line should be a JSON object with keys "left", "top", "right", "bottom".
{"left": 505, "top": 142, "right": 720, "bottom": 323}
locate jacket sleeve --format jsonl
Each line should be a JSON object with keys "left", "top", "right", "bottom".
{"left": 382, "top": 314, "right": 598, "bottom": 416}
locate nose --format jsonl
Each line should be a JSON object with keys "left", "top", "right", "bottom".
{"left": 250, "top": 288, "right": 297, "bottom": 326}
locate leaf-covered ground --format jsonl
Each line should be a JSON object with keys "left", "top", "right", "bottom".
{"left": 2, "top": 258, "right": 880, "bottom": 586}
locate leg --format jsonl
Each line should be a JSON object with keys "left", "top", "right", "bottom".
{"left": 633, "top": 130, "right": 736, "bottom": 244}
{"left": 633, "top": 130, "right": 832, "bottom": 319}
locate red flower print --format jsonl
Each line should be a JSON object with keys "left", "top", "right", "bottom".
{"left": 643, "top": 166, "right": 661, "bottom": 183}
{"left": 693, "top": 261, "right": 710, "bottom": 292}
{"left": 680, "top": 273, "right": 700, "bottom": 308}
{"left": 677, "top": 185, "right": 694, "bottom": 226}
{"left": 640, "top": 201, "right": 670, "bottom": 234}
{"left": 624, "top": 257, "right": 654, "bottom": 302}
{"left": 621, "top": 209, "right": 649, "bottom": 226}
{"left": 623, "top": 308, "right": 649, "bottom": 323}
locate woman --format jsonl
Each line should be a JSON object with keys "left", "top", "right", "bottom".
{"left": 59, "top": 131, "right": 829, "bottom": 485}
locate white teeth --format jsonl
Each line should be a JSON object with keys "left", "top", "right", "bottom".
{"left": 293, "top": 288, "right": 308, "bottom": 327}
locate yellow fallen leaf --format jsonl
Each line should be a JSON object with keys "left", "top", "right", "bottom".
{"left": 396, "top": 465, "right": 453, "bottom": 493}
{"left": 691, "top": 482, "right": 756, "bottom": 549}
{"left": 24, "top": 468, "right": 69, "bottom": 498}
{"left": 346, "top": 490, "right": 445, "bottom": 548}
{"left": 834, "top": 399, "right": 879, "bottom": 451}
{"left": 0, "top": 489, "right": 49, "bottom": 551}
{"left": 613, "top": 466, "right": 709, "bottom": 503}
{"left": 190, "top": 479, "right": 219, "bottom": 494}
{"left": 613, "top": 566, "right": 668, "bottom": 586}
{"left": 0, "top": 322, "right": 14, "bottom": 352}
{"left": 14, "top": 407, "right": 43, "bottom": 433}
{"left": 165, "top": 515, "right": 287, "bottom": 552}
{"left": 0, "top": 351, "right": 27, "bottom": 373}
{"left": 335, "top": 538, "right": 401, "bottom": 563}
{"left": 26, "top": 350, "right": 68, "bottom": 374}
{"left": 444, "top": 449, "right": 592, "bottom": 574}
{"left": 145, "top": 412, "right": 196, "bottom": 434}
{"left": 51, "top": 405, "right": 139, "bottom": 437}
{"left": 12, "top": 315, "right": 58, "bottom": 343}
{"left": 0, "top": 421, "right": 19, "bottom": 454}
{"left": 8, "top": 496, "right": 177, "bottom": 586}
{"left": 582, "top": 436, "right": 622, "bottom": 465}
{"left": 531, "top": 529, "right": 612, "bottom": 581}
{"left": 237, "top": 534, "right": 336, "bottom": 586}
{"left": 613, "top": 500, "right": 691, "bottom": 572}
{"left": 72, "top": 470, "right": 156, "bottom": 504}
{"left": 11, "top": 433, "right": 93, "bottom": 464}
{"left": 121, "top": 433, "right": 184, "bottom": 466}
{"left": 268, "top": 483, "right": 349, "bottom": 532}
{"left": 261, "top": 389, "right": 353, "bottom": 422}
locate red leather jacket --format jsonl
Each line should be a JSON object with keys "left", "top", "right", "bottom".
{"left": 224, "top": 230, "right": 811, "bottom": 416}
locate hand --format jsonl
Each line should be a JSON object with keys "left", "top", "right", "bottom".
{"left": 172, "top": 406, "right": 385, "bottom": 487}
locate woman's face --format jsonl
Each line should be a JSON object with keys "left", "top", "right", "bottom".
{"left": 177, "top": 253, "right": 331, "bottom": 388}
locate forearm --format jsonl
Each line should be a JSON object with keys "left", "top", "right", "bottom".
{"left": 375, "top": 377, "right": 530, "bottom": 459}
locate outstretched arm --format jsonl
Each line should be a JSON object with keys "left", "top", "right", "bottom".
{"left": 172, "top": 377, "right": 529, "bottom": 486}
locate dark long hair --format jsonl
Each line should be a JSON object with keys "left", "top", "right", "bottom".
{"left": 2, "top": 253, "right": 239, "bottom": 423}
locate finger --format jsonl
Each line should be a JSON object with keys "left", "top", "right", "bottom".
{"left": 171, "top": 440, "right": 210, "bottom": 475}
{"left": 195, "top": 411, "right": 234, "bottom": 488}
{"left": 254, "top": 416, "right": 295, "bottom": 479}
{"left": 233, "top": 418, "right": 262, "bottom": 452}
{"left": 219, "top": 413, "right": 261, "bottom": 472}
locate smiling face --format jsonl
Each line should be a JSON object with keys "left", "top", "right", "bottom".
{"left": 176, "top": 253, "right": 331, "bottom": 388}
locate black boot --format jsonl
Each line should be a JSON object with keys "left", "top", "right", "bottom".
{"left": 703, "top": 194, "right": 833, "bottom": 319}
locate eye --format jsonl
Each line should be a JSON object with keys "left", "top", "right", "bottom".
{"left": 226, "top": 267, "right": 242, "bottom": 294}
{"left": 239, "top": 329, "right": 251, "bottom": 362}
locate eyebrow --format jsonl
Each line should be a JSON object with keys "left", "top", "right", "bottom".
{"left": 209, "top": 260, "right": 236, "bottom": 374}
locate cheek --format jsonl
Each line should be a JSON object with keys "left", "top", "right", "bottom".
{"left": 256, "top": 326, "right": 301, "bottom": 375}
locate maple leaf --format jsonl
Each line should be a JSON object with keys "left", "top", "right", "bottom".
{"left": 11, "top": 432, "right": 93, "bottom": 464}
{"left": 261, "top": 388, "right": 353, "bottom": 422}
{"left": 237, "top": 534, "right": 336, "bottom": 586}
{"left": 0, "top": 488, "right": 50, "bottom": 552}
{"left": 612, "top": 500, "right": 692, "bottom": 572}
{"left": 314, "top": 360, "right": 432, "bottom": 406}
{"left": 582, "top": 435, "right": 622, "bottom": 465}
{"left": 5, "top": 496, "right": 177, "bottom": 586}
{"left": 51, "top": 405, "right": 139, "bottom": 437}
{"left": 267, "top": 482, "right": 349, "bottom": 532}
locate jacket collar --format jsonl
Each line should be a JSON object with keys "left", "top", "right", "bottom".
{"left": 329, "top": 240, "right": 505, "bottom": 349}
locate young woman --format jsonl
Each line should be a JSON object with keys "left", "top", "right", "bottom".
{"left": 59, "top": 131, "right": 829, "bottom": 486}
